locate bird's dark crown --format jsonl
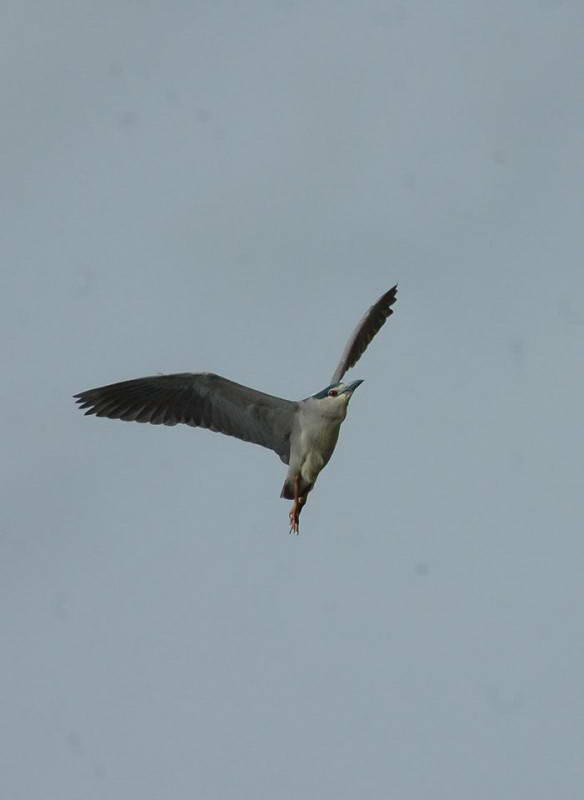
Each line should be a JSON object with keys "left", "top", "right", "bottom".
{"left": 311, "top": 380, "right": 363, "bottom": 400}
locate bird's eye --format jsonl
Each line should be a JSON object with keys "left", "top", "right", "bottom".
{"left": 328, "top": 389, "right": 338, "bottom": 397}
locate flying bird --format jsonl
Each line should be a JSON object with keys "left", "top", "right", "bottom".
{"left": 75, "top": 286, "right": 398, "bottom": 533}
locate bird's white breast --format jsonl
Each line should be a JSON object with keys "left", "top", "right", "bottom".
{"left": 292, "top": 398, "right": 347, "bottom": 484}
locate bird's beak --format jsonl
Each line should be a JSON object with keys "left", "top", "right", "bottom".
{"left": 341, "top": 379, "right": 364, "bottom": 395}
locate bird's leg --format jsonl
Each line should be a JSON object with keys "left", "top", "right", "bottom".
{"left": 289, "top": 475, "right": 302, "bottom": 535}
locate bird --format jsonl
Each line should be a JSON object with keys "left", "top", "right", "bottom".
{"left": 74, "top": 285, "right": 397, "bottom": 533}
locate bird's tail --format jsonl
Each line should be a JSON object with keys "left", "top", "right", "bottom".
{"left": 280, "top": 476, "right": 313, "bottom": 500}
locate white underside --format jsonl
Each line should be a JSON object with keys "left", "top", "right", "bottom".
{"left": 286, "top": 396, "right": 347, "bottom": 489}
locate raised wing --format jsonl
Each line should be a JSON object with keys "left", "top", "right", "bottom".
{"left": 331, "top": 285, "right": 398, "bottom": 383}
{"left": 74, "top": 372, "right": 296, "bottom": 464}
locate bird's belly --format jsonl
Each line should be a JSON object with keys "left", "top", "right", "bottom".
{"left": 297, "top": 423, "right": 341, "bottom": 484}
{"left": 300, "top": 451, "right": 325, "bottom": 484}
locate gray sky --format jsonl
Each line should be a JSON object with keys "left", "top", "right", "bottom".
{"left": 2, "top": 2, "right": 583, "bottom": 798}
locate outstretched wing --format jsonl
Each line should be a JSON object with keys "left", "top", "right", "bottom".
{"left": 74, "top": 372, "right": 296, "bottom": 464}
{"left": 331, "top": 285, "right": 398, "bottom": 383}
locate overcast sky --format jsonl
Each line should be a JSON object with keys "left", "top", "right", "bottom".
{"left": 2, "top": 2, "right": 583, "bottom": 798}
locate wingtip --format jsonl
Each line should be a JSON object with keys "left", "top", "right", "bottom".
{"left": 73, "top": 391, "right": 95, "bottom": 414}
{"left": 382, "top": 285, "right": 398, "bottom": 306}
{"left": 380, "top": 284, "right": 397, "bottom": 298}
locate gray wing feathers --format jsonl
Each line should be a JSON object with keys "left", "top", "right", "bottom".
{"left": 331, "top": 285, "right": 398, "bottom": 383}
{"left": 74, "top": 372, "right": 296, "bottom": 463}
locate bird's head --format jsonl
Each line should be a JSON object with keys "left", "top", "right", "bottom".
{"left": 310, "top": 379, "right": 364, "bottom": 405}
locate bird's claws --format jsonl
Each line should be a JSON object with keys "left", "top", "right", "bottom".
{"left": 289, "top": 507, "right": 300, "bottom": 535}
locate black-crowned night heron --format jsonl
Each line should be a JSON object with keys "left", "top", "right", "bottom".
{"left": 75, "top": 286, "right": 397, "bottom": 533}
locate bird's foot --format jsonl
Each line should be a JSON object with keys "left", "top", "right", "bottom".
{"left": 289, "top": 505, "right": 300, "bottom": 535}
